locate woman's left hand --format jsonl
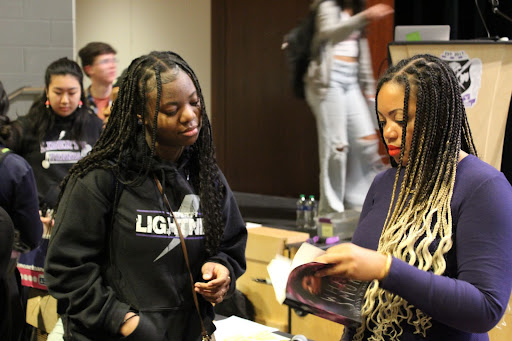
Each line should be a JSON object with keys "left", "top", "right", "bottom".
{"left": 195, "top": 262, "right": 231, "bottom": 304}
{"left": 314, "top": 243, "right": 389, "bottom": 281}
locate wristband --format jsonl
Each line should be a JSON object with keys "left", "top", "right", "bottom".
{"left": 381, "top": 253, "right": 392, "bottom": 280}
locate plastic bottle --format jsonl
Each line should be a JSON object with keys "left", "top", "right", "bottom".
{"left": 296, "top": 194, "right": 306, "bottom": 229}
{"left": 304, "top": 195, "right": 318, "bottom": 233}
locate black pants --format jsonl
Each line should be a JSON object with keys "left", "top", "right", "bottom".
{"left": 0, "top": 259, "right": 25, "bottom": 341}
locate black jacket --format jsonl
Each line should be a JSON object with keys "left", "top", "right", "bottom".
{"left": 45, "top": 154, "right": 247, "bottom": 340}
{"left": 13, "top": 110, "right": 103, "bottom": 209}
{"left": 0, "top": 146, "right": 42, "bottom": 250}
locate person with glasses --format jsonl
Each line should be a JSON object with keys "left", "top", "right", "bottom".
{"left": 78, "top": 42, "right": 118, "bottom": 121}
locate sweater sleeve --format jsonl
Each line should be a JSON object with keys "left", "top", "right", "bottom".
{"left": 315, "top": 1, "right": 368, "bottom": 45}
{"left": 9, "top": 155, "right": 43, "bottom": 250}
{"left": 380, "top": 173, "right": 512, "bottom": 333}
{"left": 357, "top": 37, "right": 376, "bottom": 96}
{"left": 44, "top": 171, "right": 130, "bottom": 336}
{"left": 206, "top": 171, "right": 247, "bottom": 296}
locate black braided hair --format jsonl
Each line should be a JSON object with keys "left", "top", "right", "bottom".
{"left": 375, "top": 54, "right": 477, "bottom": 205}
{"left": 58, "top": 51, "right": 224, "bottom": 256}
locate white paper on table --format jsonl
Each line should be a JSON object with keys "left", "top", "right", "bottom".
{"left": 245, "top": 222, "right": 263, "bottom": 228}
{"left": 213, "top": 315, "right": 289, "bottom": 341}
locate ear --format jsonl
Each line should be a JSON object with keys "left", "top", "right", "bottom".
{"left": 84, "top": 65, "right": 92, "bottom": 77}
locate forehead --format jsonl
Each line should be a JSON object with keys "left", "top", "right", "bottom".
{"left": 377, "top": 82, "right": 417, "bottom": 109}
{"left": 377, "top": 82, "right": 405, "bottom": 106}
{"left": 93, "top": 53, "right": 116, "bottom": 62}
{"left": 146, "top": 69, "right": 196, "bottom": 99}
{"left": 48, "top": 74, "right": 80, "bottom": 88}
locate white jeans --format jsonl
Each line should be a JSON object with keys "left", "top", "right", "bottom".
{"left": 306, "top": 60, "right": 384, "bottom": 214}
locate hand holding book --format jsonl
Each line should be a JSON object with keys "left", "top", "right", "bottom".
{"left": 314, "top": 242, "right": 392, "bottom": 281}
{"left": 267, "top": 243, "right": 370, "bottom": 328}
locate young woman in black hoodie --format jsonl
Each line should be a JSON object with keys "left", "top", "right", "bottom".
{"left": 11, "top": 57, "right": 103, "bottom": 337}
{"left": 45, "top": 51, "right": 247, "bottom": 340}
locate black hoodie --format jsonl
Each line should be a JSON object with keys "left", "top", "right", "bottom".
{"left": 44, "top": 149, "right": 247, "bottom": 340}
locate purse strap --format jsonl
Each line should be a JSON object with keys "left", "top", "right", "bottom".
{"left": 153, "top": 175, "right": 211, "bottom": 341}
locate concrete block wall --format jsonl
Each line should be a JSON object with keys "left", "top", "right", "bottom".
{"left": 0, "top": 0, "right": 74, "bottom": 120}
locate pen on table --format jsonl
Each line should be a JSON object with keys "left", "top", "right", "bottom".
{"left": 252, "top": 277, "right": 272, "bottom": 285}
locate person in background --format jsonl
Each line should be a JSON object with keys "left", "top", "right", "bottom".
{"left": 314, "top": 54, "right": 512, "bottom": 340}
{"left": 0, "top": 80, "right": 43, "bottom": 341}
{"left": 0, "top": 208, "right": 16, "bottom": 340}
{"left": 78, "top": 41, "right": 117, "bottom": 120}
{"left": 101, "top": 68, "right": 127, "bottom": 128}
{"left": 10, "top": 58, "right": 103, "bottom": 337}
{"left": 305, "top": 0, "right": 393, "bottom": 214}
{"left": 44, "top": 51, "right": 247, "bottom": 340}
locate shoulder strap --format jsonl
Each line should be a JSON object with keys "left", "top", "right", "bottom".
{"left": 153, "top": 174, "right": 212, "bottom": 341}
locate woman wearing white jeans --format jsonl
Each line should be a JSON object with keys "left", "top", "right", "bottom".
{"left": 304, "top": 0, "right": 393, "bottom": 214}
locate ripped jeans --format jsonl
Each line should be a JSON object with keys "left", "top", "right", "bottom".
{"left": 306, "top": 60, "right": 385, "bottom": 214}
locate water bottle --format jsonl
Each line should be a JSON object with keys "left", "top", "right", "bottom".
{"left": 296, "top": 194, "right": 306, "bottom": 229}
{"left": 304, "top": 195, "right": 318, "bottom": 233}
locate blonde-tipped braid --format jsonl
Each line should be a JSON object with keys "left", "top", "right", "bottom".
{"left": 353, "top": 55, "right": 477, "bottom": 341}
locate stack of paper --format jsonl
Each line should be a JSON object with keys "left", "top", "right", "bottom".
{"left": 213, "top": 315, "right": 289, "bottom": 341}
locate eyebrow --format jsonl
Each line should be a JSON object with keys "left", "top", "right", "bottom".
{"left": 52, "top": 87, "right": 79, "bottom": 91}
{"left": 161, "top": 91, "right": 198, "bottom": 106}
{"left": 377, "top": 108, "right": 404, "bottom": 116}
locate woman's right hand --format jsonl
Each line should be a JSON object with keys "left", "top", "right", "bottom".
{"left": 119, "top": 312, "right": 140, "bottom": 336}
{"left": 313, "top": 243, "right": 390, "bottom": 281}
{"left": 363, "top": 4, "right": 394, "bottom": 22}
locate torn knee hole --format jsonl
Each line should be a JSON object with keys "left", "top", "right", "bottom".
{"left": 333, "top": 143, "right": 348, "bottom": 153}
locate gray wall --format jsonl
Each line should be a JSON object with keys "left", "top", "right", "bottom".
{"left": 0, "top": 0, "right": 74, "bottom": 120}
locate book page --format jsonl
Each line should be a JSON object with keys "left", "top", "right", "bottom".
{"left": 290, "top": 242, "right": 326, "bottom": 270}
{"left": 267, "top": 254, "right": 292, "bottom": 304}
{"left": 267, "top": 243, "right": 326, "bottom": 304}
{"left": 267, "top": 243, "right": 369, "bottom": 327}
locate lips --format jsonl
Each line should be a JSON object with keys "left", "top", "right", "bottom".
{"left": 181, "top": 126, "right": 199, "bottom": 137}
{"left": 387, "top": 145, "right": 400, "bottom": 157}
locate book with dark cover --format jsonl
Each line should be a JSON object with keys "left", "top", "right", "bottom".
{"left": 267, "top": 243, "right": 369, "bottom": 328}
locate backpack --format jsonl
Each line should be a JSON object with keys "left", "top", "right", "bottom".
{"left": 282, "top": 0, "right": 325, "bottom": 99}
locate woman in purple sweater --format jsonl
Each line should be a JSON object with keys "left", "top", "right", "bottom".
{"left": 315, "top": 54, "right": 512, "bottom": 340}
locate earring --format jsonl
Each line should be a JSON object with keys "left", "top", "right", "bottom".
{"left": 45, "top": 100, "right": 50, "bottom": 108}
{"left": 78, "top": 100, "right": 83, "bottom": 108}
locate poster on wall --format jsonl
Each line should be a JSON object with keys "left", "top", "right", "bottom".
{"left": 441, "top": 51, "right": 483, "bottom": 108}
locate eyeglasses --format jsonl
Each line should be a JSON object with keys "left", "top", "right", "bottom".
{"left": 95, "top": 58, "right": 118, "bottom": 66}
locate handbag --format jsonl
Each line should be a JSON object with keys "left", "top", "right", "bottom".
{"left": 154, "top": 175, "right": 215, "bottom": 341}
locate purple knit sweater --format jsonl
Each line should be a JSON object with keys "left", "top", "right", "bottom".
{"left": 348, "top": 154, "right": 512, "bottom": 341}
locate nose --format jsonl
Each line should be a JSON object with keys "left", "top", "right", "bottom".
{"left": 180, "top": 105, "right": 199, "bottom": 123}
{"left": 61, "top": 93, "right": 69, "bottom": 104}
{"left": 382, "top": 122, "right": 399, "bottom": 142}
